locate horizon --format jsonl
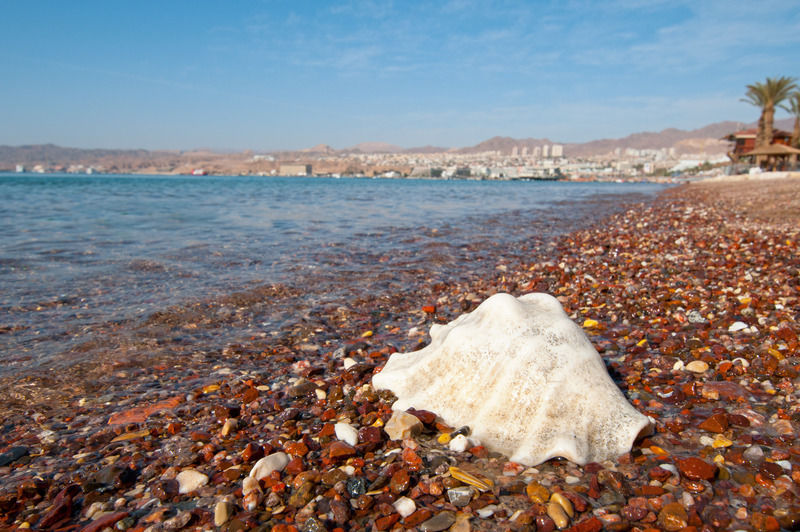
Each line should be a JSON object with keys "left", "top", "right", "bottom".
{"left": 2, "top": 1, "right": 799, "bottom": 152}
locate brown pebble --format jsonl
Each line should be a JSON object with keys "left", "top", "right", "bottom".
{"left": 390, "top": 468, "right": 411, "bottom": 494}
{"left": 328, "top": 441, "right": 356, "bottom": 460}
{"left": 657, "top": 502, "right": 688, "bottom": 531}
{"left": 698, "top": 413, "right": 729, "bottom": 433}
{"left": 675, "top": 457, "right": 717, "bottom": 481}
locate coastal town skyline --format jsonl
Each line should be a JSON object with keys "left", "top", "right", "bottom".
{"left": 3, "top": 1, "right": 799, "bottom": 151}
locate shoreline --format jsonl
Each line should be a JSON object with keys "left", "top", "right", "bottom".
{"left": 1, "top": 179, "right": 799, "bottom": 531}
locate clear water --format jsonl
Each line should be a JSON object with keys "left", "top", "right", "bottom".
{"left": 0, "top": 173, "right": 668, "bottom": 375}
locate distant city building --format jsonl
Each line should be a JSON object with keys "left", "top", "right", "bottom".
{"left": 280, "top": 164, "right": 312, "bottom": 176}
{"left": 16, "top": 165, "right": 24, "bottom": 173}
{"left": 521, "top": 146, "right": 528, "bottom": 157}
{"left": 511, "top": 146, "right": 519, "bottom": 157}
{"left": 533, "top": 146, "right": 541, "bottom": 158}
{"left": 551, "top": 144, "right": 563, "bottom": 157}
{"left": 542, "top": 145, "right": 550, "bottom": 158}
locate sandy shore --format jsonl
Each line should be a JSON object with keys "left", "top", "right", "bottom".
{"left": 1, "top": 178, "right": 799, "bottom": 531}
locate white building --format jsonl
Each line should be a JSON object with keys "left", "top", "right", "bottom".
{"left": 551, "top": 144, "right": 563, "bottom": 157}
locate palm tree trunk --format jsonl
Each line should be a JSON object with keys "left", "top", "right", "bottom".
{"left": 755, "top": 112, "right": 767, "bottom": 147}
{"left": 762, "top": 105, "right": 775, "bottom": 147}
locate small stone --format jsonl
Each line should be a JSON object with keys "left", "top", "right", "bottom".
{"left": 375, "top": 514, "right": 401, "bottom": 530}
{"left": 699, "top": 413, "right": 728, "bottom": 433}
{"left": 329, "top": 441, "right": 356, "bottom": 460}
{"left": 728, "top": 321, "right": 748, "bottom": 332}
{"left": 547, "top": 501, "right": 569, "bottom": 529}
{"left": 526, "top": 482, "right": 550, "bottom": 503}
{"left": 685, "top": 360, "right": 709, "bottom": 373}
{"left": 420, "top": 511, "right": 456, "bottom": 532}
{"left": 346, "top": 476, "right": 368, "bottom": 498}
{"left": 384, "top": 411, "right": 423, "bottom": 440}
{"left": 675, "top": 457, "right": 716, "bottom": 480}
{"left": 657, "top": 502, "right": 688, "bottom": 531}
{"left": 288, "top": 481, "right": 315, "bottom": 507}
{"left": 176, "top": 469, "right": 208, "bottom": 494}
{"left": 550, "top": 492, "right": 574, "bottom": 518}
{"left": 214, "top": 501, "right": 232, "bottom": 526}
{"left": 405, "top": 508, "right": 433, "bottom": 527}
{"left": 285, "top": 441, "right": 309, "bottom": 457}
{"left": 321, "top": 468, "right": 348, "bottom": 486}
{"left": 334, "top": 422, "right": 359, "bottom": 446}
{"left": 712, "top": 434, "right": 733, "bottom": 448}
{"left": 0, "top": 446, "right": 28, "bottom": 467}
{"left": 358, "top": 426, "right": 383, "bottom": 444}
{"left": 702, "top": 381, "right": 748, "bottom": 401}
{"left": 743, "top": 445, "right": 765, "bottom": 463}
{"left": 449, "top": 434, "right": 469, "bottom": 452}
{"left": 451, "top": 512, "right": 471, "bottom": 532}
{"left": 163, "top": 510, "right": 192, "bottom": 530}
{"left": 249, "top": 452, "right": 289, "bottom": 480}
{"left": 390, "top": 468, "right": 411, "bottom": 494}
{"left": 151, "top": 479, "right": 179, "bottom": 501}
{"left": 393, "top": 496, "right": 416, "bottom": 518}
{"left": 447, "top": 486, "right": 474, "bottom": 507}
{"left": 330, "top": 498, "right": 350, "bottom": 524}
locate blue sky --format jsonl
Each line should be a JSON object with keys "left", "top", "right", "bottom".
{"left": 2, "top": 1, "right": 799, "bottom": 151}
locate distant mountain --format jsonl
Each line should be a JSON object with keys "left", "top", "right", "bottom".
{"left": 564, "top": 118, "right": 794, "bottom": 157}
{"left": 3, "top": 119, "right": 794, "bottom": 170}
{"left": 0, "top": 143, "right": 171, "bottom": 165}
{"left": 403, "top": 145, "right": 450, "bottom": 154}
{"left": 301, "top": 144, "right": 336, "bottom": 154}
{"left": 343, "top": 142, "right": 405, "bottom": 153}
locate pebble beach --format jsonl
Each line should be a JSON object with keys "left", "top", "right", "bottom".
{"left": 1, "top": 176, "right": 799, "bottom": 531}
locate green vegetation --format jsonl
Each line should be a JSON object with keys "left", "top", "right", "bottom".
{"left": 780, "top": 91, "right": 800, "bottom": 148}
{"left": 742, "top": 76, "right": 797, "bottom": 148}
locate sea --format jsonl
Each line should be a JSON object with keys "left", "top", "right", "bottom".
{"left": 0, "top": 173, "right": 669, "bottom": 379}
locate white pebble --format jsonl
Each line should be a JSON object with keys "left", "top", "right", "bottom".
{"left": 660, "top": 464, "right": 678, "bottom": 475}
{"left": 249, "top": 452, "right": 289, "bottom": 480}
{"left": 176, "top": 469, "right": 209, "bottom": 494}
{"left": 685, "top": 360, "right": 709, "bottom": 373}
{"left": 449, "top": 434, "right": 469, "bottom": 452}
{"left": 477, "top": 505, "right": 498, "bottom": 518}
{"left": 315, "top": 388, "right": 327, "bottom": 400}
{"left": 699, "top": 435, "right": 715, "bottom": 447}
{"left": 777, "top": 460, "right": 792, "bottom": 470}
{"left": 672, "top": 360, "right": 685, "bottom": 371}
{"left": 393, "top": 496, "right": 416, "bottom": 518}
{"left": 339, "top": 465, "right": 356, "bottom": 476}
{"left": 343, "top": 358, "right": 357, "bottom": 370}
{"left": 681, "top": 491, "right": 694, "bottom": 508}
{"left": 728, "top": 321, "right": 748, "bottom": 332}
{"left": 334, "top": 422, "right": 359, "bottom": 446}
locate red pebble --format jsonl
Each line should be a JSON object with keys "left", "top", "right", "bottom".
{"left": 566, "top": 516, "right": 603, "bottom": 532}
{"left": 401, "top": 448, "right": 423, "bottom": 470}
{"left": 329, "top": 441, "right": 356, "bottom": 460}
{"left": 469, "top": 445, "right": 489, "bottom": 458}
{"left": 285, "top": 457, "right": 304, "bottom": 475}
{"left": 675, "top": 457, "right": 717, "bottom": 481}
{"left": 698, "top": 413, "right": 729, "bottom": 433}
{"left": 80, "top": 511, "right": 129, "bottom": 532}
{"left": 285, "top": 441, "right": 309, "bottom": 457}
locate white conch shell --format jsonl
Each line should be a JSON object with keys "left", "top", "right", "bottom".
{"left": 372, "top": 292, "right": 651, "bottom": 466}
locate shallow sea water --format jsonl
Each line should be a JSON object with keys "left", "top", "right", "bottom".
{"left": 0, "top": 173, "right": 668, "bottom": 377}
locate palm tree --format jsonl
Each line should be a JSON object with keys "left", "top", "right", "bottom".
{"left": 781, "top": 91, "right": 800, "bottom": 148}
{"left": 742, "top": 76, "right": 797, "bottom": 147}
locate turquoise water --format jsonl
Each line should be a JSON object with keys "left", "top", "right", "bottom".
{"left": 0, "top": 173, "right": 667, "bottom": 373}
